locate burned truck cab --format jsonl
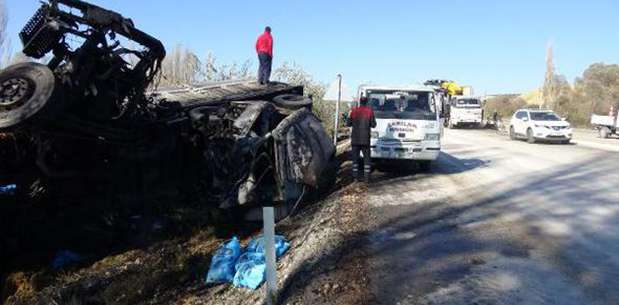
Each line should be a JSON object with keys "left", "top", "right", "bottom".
{"left": 0, "top": 0, "right": 335, "bottom": 219}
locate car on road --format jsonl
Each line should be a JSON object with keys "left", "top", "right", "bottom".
{"left": 509, "top": 109, "right": 572, "bottom": 144}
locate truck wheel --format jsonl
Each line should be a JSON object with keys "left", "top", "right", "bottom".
{"left": 599, "top": 127, "right": 610, "bottom": 139}
{"left": 526, "top": 128, "right": 536, "bottom": 144}
{"left": 273, "top": 94, "right": 312, "bottom": 110}
{"left": 0, "top": 63, "right": 55, "bottom": 129}
{"left": 509, "top": 126, "right": 516, "bottom": 140}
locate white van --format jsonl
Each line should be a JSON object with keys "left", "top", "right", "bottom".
{"left": 357, "top": 85, "right": 442, "bottom": 169}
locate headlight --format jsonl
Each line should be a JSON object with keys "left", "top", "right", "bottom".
{"left": 371, "top": 131, "right": 379, "bottom": 138}
{"left": 425, "top": 133, "right": 440, "bottom": 141}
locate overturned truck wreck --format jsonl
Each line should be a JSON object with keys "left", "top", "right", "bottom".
{"left": 0, "top": 0, "right": 335, "bottom": 219}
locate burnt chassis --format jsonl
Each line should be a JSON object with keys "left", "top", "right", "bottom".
{"left": 0, "top": 0, "right": 335, "bottom": 213}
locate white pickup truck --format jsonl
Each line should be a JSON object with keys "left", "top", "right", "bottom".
{"left": 591, "top": 112, "right": 618, "bottom": 138}
{"left": 357, "top": 85, "right": 442, "bottom": 170}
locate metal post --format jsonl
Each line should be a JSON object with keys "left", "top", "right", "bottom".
{"left": 263, "top": 207, "right": 277, "bottom": 305}
{"left": 334, "top": 74, "right": 342, "bottom": 145}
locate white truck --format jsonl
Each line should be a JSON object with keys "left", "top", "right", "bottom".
{"left": 357, "top": 85, "right": 442, "bottom": 170}
{"left": 446, "top": 96, "right": 483, "bottom": 128}
{"left": 591, "top": 111, "right": 618, "bottom": 138}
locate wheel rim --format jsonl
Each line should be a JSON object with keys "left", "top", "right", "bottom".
{"left": 0, "top": 77, "right": 34, "bottom": 110}
{"left": 0, "top": 63, "right": 55, "bottom": 129}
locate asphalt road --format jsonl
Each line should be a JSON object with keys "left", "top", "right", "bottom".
{"left": 365, "top": 128, "right": 619, "bottom": 305}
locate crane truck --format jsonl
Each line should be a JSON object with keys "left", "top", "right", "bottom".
{"left": 424, "top": 80, "right": 482, "bottom": 129}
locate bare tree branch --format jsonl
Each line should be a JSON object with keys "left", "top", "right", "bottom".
{"left": 0, "top": 0, "right": 11, "bottom": 68}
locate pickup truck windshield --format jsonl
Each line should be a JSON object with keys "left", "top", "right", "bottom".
{"left": 455, "top": 99, "right": 481, "bottom": 107}
{"left": 530, "top": 112, "right": 560, "bottom": 121}
{"left": 367, "top": 91, "right": 436, "bottom": 120}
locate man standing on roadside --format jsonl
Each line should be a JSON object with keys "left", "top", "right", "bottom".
{"left": 255, "top": 26, "right": 273, "bottom": 85}
{"left": 347, "top": 96, "right": 377, "bottom": 183}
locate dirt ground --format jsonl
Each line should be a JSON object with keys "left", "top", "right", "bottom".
{"left": 1, "top": 142, "right": 375, "bottom": 305}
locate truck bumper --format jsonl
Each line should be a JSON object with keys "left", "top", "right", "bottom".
{"left": 370, "top": 141, "right": 440, "bottom": 161}
{"left": 453, "top": 118, "right": 482, "bottom": 124}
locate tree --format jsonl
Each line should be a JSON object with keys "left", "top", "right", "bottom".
{"left": 0, "top": 0, "right": 11, "bottom": 68}
{"left": 484, "top": 95, "right": 527, "bottom": 119}
{"left": 157, "top": 46, "right": 254, "bottom": 86}
{"left": 273, "top": 62, "right": 326, "bottom": 100}
{"left": 273, "top": 62, "right": 342, "bottom": 134}
{"left": 542, "top": 43, "right": 559, "bottom": 109}
{"left": 158, "top": 44, "right": 202, "bottom": 86}
{"left": 203, "top": 51, "right": 252, "bottom": 82}
{"left": 575, "top": 63, "right": 619, "bottom": 115}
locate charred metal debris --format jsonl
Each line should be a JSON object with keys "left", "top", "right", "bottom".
{"left": 0, "top": 0, "right": 335, "bottom": 214}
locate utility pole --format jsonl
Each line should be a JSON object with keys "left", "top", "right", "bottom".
{"left": 333, "top": 74, "right": 342, "bottom": 145}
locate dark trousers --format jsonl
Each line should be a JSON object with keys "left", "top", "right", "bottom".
{"left": 351, "top": 145, "right": 371, "bottom": 179}
{"left": 258, "top": 53, "right": 272, "bottom": 84}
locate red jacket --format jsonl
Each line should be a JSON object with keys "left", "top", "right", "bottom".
{"left": 347, "top": 106, "right": 377, "bottom": 146}
{"left": 255, "top": 31, "right": 273, "bottom": 57}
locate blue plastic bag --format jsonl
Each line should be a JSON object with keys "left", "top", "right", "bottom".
{"left": 233, "top": 252, "right": 266, "bottom": 289}
{"left": 231, "top": 235, "right": 291, "bottom": 289}
{"left": 246, "top": 234, "right": 290, "bottom": 258}
{"left": 206, "top": 237, "right": 242, "bottom": 284}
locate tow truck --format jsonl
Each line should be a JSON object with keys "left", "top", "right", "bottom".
{"left": 424, "top": 80, "right": 482, "bottom": 129}
{"left": 357, "top": 85, "right": 442, "bottom": 170}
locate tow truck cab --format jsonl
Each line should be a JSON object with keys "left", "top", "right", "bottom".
{"left": 357, "top": 85, "right": 441, "bottom": 166}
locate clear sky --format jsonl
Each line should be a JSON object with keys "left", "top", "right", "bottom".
{"left": 3, "top": 0, "right": 619, "bottom": 94}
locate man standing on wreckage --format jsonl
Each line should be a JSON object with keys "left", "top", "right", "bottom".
{"left": 255, "top": 26, "right": 273, "bottom": 85}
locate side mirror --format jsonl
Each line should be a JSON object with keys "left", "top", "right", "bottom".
{"left": 561, "top": 117, "right": 567, "bottom": 121}
{"left": 522, "top": 117, "right": 529, "bottom": 122}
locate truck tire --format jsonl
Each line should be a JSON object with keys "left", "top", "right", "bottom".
{"left": 599, "top": 127, "right": 611, "bottom": 139}
{"left": 273, "top": 94, "right": 312, "bottom": 110}
{"left": 0, "top": 63, "right": 56, "bottom": 129}
{"left": 526, "top": 128, "right": 536, "bottom": 144}
{"left": 509, "top": 126, "right": 516, "bottom": 140}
